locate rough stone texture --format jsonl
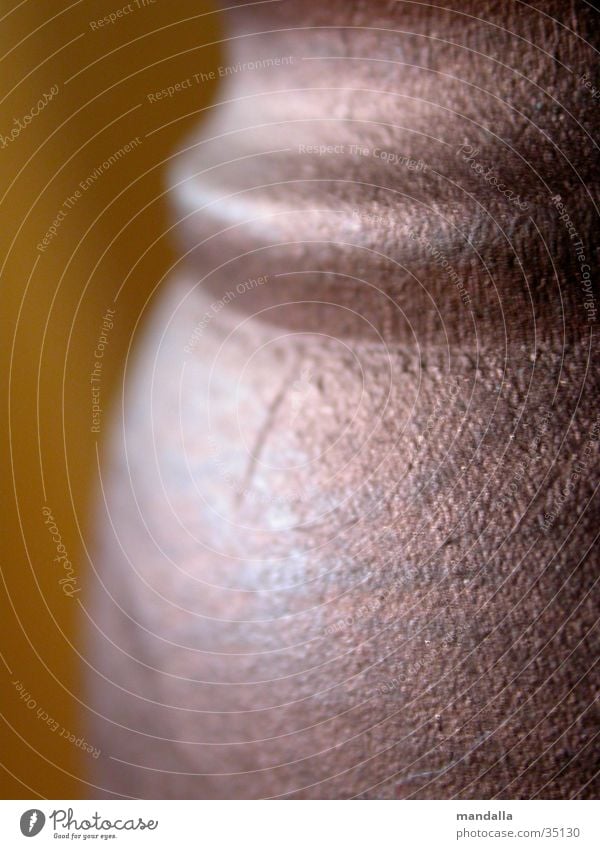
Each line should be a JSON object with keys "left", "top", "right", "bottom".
{"left": 86, "top": 0, "right": 599, "bottom": 798}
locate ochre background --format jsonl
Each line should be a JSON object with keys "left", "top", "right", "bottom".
{"left": 1, "top": 0, "right": 220, "bottom": 798}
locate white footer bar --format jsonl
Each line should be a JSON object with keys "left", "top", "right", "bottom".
{"left": 0, "top": 799, "right": 597, "bottom": 848}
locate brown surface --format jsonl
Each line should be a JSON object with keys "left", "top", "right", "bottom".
{"left": 86, "top": 2, "right": 599, "bottom": 797}
{"left": 1, "top": 0, "right": 220, "bottom": 799}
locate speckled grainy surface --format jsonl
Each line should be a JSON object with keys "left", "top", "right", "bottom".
{"left": 86, "top": 0, "right": 599, "bottom": 798}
